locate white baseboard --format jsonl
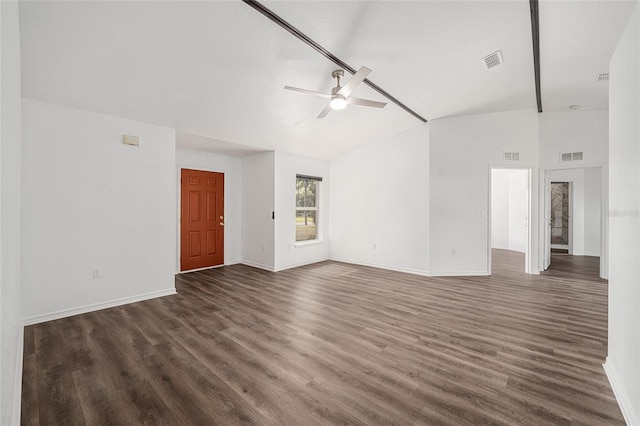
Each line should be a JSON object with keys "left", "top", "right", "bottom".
{"left": 329, "top": 256, "right": 431, "bottom": 277}
{"left": 179, "top": 264, "right": 224, "bottom": 274}
{"left": 240, "top": 260, "right": 275, "bottom": 272}
{"left": 12, "top": 324, "right": 24, "bottom": 426}
{"left": 22, "top": 288, "right": 177, "bottom": 326}
{"left": 604, "top": 358, "right": 640, "bottom": 425}
{"left": 426, "top": 270, "right": 490, "bottom": 277}
{"left": 329, "top": 256, "right": 490, "bottom": 277}
{"left": 274, "top": 257, "right": 329, "bottom": 272}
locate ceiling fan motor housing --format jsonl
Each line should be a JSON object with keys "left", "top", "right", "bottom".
{"left": 331, "top": 69, "right": 344, "bottom": 92}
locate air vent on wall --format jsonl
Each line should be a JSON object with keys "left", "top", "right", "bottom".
{"left": 482, "top": 50, "right": 504, "bottom": 70}
{"left": 504, "top": 152, "right": 520, "bottom": 161}
{"left": 596, "top": 72, "right": 609, "bottom": 82}
{"left": 560, "top": 152, "right": 584, "bottom": 162}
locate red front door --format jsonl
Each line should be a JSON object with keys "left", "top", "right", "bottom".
{"left": 180, "top": 169, "right": 224, "bottom": 271}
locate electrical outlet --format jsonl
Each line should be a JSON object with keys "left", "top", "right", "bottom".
{"left": 92, "top": 267, "right": 102, "bottom": 279}
{"left": 451, "top": 249, "right": 456, "bottom": 256}
{"left": 372, "top": 243, "right": 377, "bottom": 249}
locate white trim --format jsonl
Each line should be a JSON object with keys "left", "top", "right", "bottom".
{"left": 274, "top": 257, "right": 329, "bottom": 272}
{"left": 427, "top": 270, "right": 490, "bottom": 277}
{"left": 294, "top": 239, "right": 324, "bottom": 248}
{"left": 179, "top": 264, "right": 224, "bottom": 274}
{"left": 240, "top": 260, "right": 276, "bottom": 272}
{"left": 330, "top": 256, "right": 490, "bottom": 277}
{"left": 329, "top": 256, "right": 431, "bottom": 277}
{"left": 22, "top": 288, "right": 176, "bottom": 326}
{"left": 12, "top": 325, "right": 24, "bottom": 426}
{"left": 604, "top": 359, "right": 640, "bottom": 426}
{"left": 177, "top": 260, "right": 242, "bottom": 273}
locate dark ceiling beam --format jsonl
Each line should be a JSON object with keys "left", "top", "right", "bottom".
{"left": 529, "top": 0, "right": 543, "bottom": 113}
{"left": 242, "top": 0, "right": 428, "bottom": 123}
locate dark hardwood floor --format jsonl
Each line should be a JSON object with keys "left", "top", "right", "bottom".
{"left": 21, "top": 250, "right": 623, "bottom": 425}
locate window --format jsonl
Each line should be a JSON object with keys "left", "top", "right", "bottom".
{"left": 296, "top": 175, "right": 321, "bottom": 242}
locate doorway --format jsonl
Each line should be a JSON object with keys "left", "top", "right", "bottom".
{"left": 489, "top": 168, "right": 531, "bottom": 273}
{"left": 550, "top": 182, "right": 571, "bottom": 252}
{"left": 542, "top": 167, "right": 603, "bottom": 276}
{"left": 180, "top": 168, "right": 225, "bottom": 271}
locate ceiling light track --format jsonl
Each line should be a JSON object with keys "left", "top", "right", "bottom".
{"left": 242, "top": 0, "right": 427, "bottom": 123}
{"left": 529, "top": 0, "right": 543, "bottom": 113}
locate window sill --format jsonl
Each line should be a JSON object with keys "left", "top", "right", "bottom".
{"left": 294, "top": 240, "right": 324, "bottom": 248}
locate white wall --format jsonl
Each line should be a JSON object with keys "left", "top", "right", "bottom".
{"left": 583, "top": 167, "right": 602, "bottom": 256}
{"left": 429, "top": 110, "right": 539, "bottom": 276}
{"left": 176, "top": 149, "right": 242, "bottom": 269}
{"left": 539, "top": 111, "right": 609, "bottom": 169}
{"left": 491, "top": 169, "right": 527, "bottom": 253}
{"left": 1, "top": 2, "right": 23, "bottom": 424}
{"left": 605, "top": 2, "right": 640, "bottom": 424}
{"left": 330, "top": 124, "right": 430, "bottom": 275}
{"left": 274, "top": 152, "right": 329, "bottom": 271}
{"left": 21, "top": 99, "right": 177, "bottom": 323}
{"left": 241, "top": 152, "right": 275, "bottom": 270}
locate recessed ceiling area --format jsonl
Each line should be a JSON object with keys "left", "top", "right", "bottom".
{"left": 18, "top": 1, "right": 636, "bottom": 159}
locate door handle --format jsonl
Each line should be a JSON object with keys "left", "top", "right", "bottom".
{"left": 220, "top": 222, "right": 225, "bottom": 227}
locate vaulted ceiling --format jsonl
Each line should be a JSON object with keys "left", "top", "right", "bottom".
{"left": 19, "top": 1, "right": 635, "bottom": 160}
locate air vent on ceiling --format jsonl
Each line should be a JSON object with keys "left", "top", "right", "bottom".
{"left": 560, "top": 152, "right": 584, "bottom": 162}
{"left": 596, "top": 72, "right": 609, "bottom": 82}
{"left": 504, "top": 152, "right": 520, "bottom": 161}
{"left": 482, "top": 50, "right": 504, "bottom": 70}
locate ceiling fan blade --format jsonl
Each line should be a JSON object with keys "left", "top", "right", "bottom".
{"left": 284, "top": 86, "right": 331, "bottom": 99}
{"left": 347, "top": 97, "right": 387, "bottom": 109}
{"left": 317, "top": 103, "right": 333, "bottom": 118}
{"left": 337, "top": 66, "right": 372, "bottom": 98}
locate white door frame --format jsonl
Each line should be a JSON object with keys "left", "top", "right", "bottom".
{"left": 539, "top": 165, "right": 607, "bottom": 278}
{"left": 542, "top": 170, "right": 552, "bottom": 270}
{"left": 175, "top": 164, "right": 229, "bottom": 273}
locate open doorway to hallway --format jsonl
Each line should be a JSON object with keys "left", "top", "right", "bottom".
{"left": 542, "top": 167, "right": 604, "bottom": 277}
{"left": 489, "top": 168, "right": 531, "bottom": 273}
{"left": 550, "top": 181, "right": 571, "bottom": 253}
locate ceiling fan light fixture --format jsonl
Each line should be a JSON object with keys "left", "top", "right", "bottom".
{"left": 330, "top": 95, "right": 347, "bottom": 110}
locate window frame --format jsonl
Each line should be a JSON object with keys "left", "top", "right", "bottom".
{"left": 295, "top": 175, "right": 322, "bottom": 243}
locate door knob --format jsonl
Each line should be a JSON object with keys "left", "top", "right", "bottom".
{"left": 220, "top": 222, "right": 225, "bottom": 227}
{"left": 220, "top": 216, "right": 224, "bottom": 220}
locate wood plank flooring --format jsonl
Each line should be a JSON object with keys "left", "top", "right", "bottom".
{"left": 21, "top": 250, "right": 624, "bottom": 425}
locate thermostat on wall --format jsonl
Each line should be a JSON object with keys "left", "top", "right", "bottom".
{"left": 123, "top": 135, "right": 140, "bottom": 146}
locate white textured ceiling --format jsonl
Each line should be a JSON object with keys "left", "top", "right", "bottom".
{"left": 19, "top": 1, "right": 636, "bottom": 160}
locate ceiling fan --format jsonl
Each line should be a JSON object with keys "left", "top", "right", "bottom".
{"left": 284, "top": 66, "right": 387, "bottom": 118}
